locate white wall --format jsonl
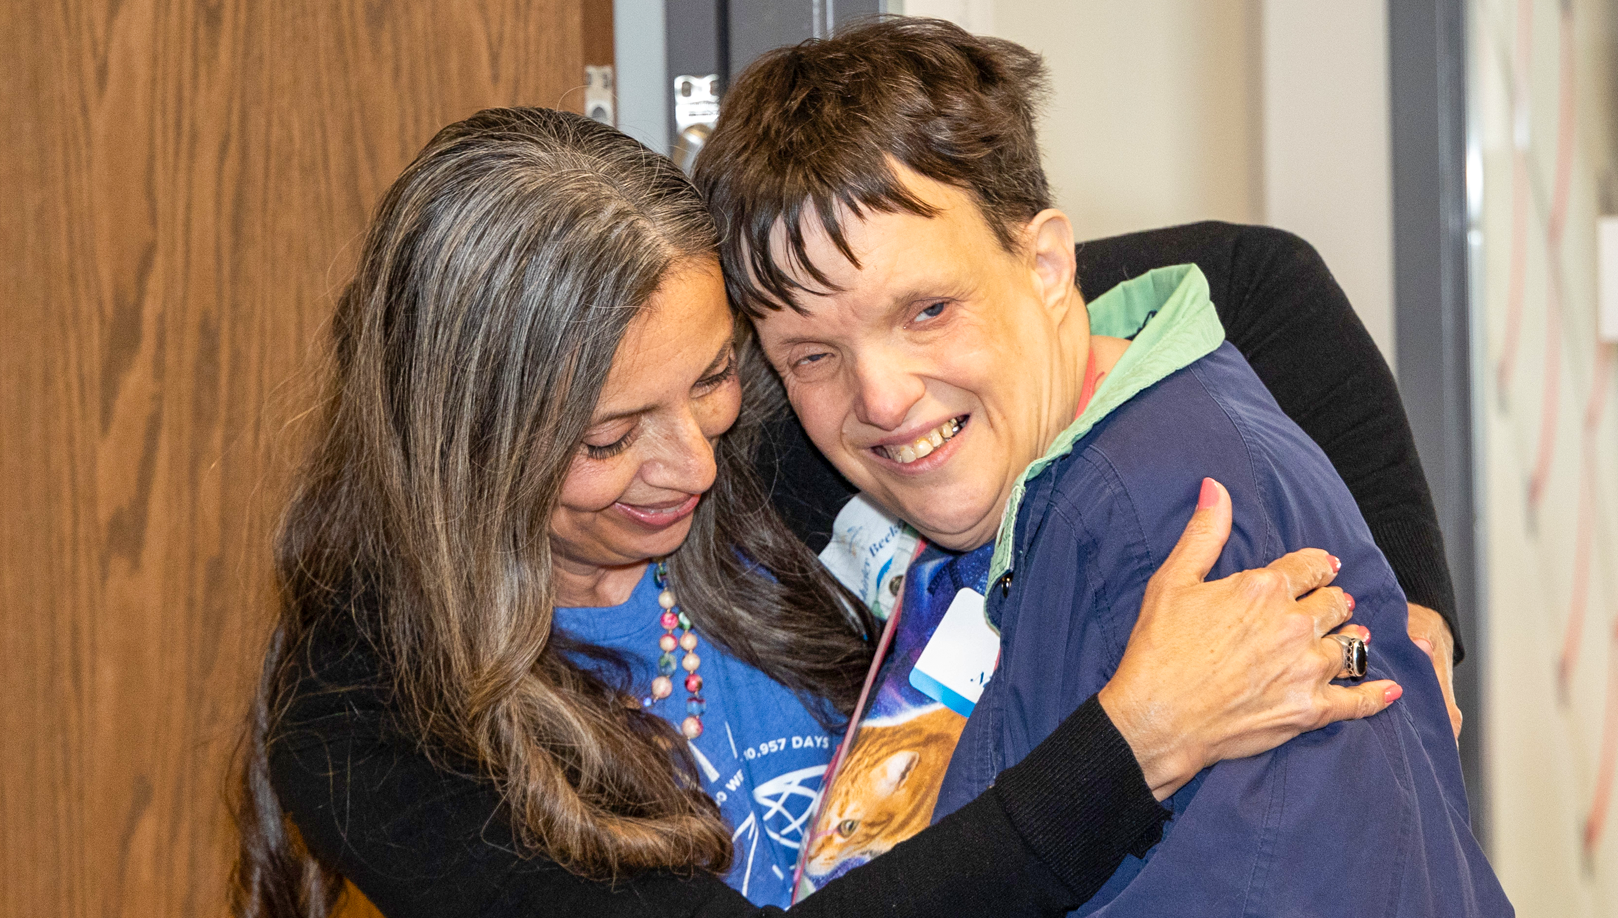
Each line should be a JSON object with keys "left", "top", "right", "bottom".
{"left": 1261, "top": 1, "right": 1396, "bottom": 365}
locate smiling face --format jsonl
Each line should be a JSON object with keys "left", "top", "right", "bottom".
{"left": 752, "top": 168, "right": 1090, "bottom": 551}
{"left": 549, "top": 259, "right": 741, "bottom": 595}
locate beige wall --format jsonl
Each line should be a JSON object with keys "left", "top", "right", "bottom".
{"left": 988, "top": 0, "right": 1265, "bottom": 242}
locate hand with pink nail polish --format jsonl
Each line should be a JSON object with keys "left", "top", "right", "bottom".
{"left": 1101, "top": 478, "right": 1404, "bottom": 801}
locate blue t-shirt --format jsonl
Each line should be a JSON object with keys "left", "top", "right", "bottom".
{"left": 552, "top": 564, "right": 836, "bottom": 907}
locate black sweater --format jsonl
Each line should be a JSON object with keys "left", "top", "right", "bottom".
{"left": 271, "top": 222, "right": 1459, "bottom": 918}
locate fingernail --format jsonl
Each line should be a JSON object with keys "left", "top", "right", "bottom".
{"left": 1197, "top": 478, "right": 1218, "bottom": 510}
{"left": 1384, "top": 684, "right": 1403, "bottom": 704}
{"left": 1345, "top": 592, "right": 1355, "bottom": 611}
{"left": 1329, "top": 555, "right": 1341, "bottom": 573}
{"left": 1413, "top": 638, "right": 1434, "bottom": 655}
{"left": 1354, "top": 625, "right": 1371, "bottom": 643}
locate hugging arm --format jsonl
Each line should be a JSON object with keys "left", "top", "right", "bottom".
{"left": 270, "top": 626, "right": 1167, "bottom": 918}
{"left": 269, "top": 493, "right": 1382, "bottom": 916}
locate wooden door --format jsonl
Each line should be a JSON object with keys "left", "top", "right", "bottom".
{"left": 0, "top": 3, "right": 605, "bottom": 916}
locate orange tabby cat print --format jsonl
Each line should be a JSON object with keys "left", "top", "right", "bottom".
{"left": 802, "top": 703, "right": 968, "bottom": 880}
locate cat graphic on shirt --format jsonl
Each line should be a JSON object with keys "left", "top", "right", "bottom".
{"left": 801, "top": 703, "right": 966, "bottom": 882}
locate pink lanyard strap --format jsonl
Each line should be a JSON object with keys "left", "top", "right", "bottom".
{"left": 1077, "top": 341, "right": 1101, "bottom": 418}
{"left": 792, "top": 536, "right": 928, "bottom": 898}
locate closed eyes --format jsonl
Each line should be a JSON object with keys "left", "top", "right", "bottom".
{"left": 581, "top": 352, "right": 735, "bottom": 460}
{"left": 584, "top": 430, "right": 634, "bottom": 460}
{"left": 694, "top": 354, "right": 737, "bottom": 391}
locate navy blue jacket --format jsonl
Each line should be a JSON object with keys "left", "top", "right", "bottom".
{"left": 934, "top": 271, "right": 1509, "bottom": 916}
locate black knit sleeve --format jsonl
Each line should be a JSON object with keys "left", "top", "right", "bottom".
{"left": 270, "top": 626, "right": 1166, "bottom": 918}
{"left": 1072, "top": 221, "right": 1462, "bottom": 662}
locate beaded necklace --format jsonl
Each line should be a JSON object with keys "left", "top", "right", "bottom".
{"left": 647, "top": 561, "right": 705, "bottom": 738}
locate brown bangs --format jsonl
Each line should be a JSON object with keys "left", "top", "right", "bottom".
{"left": 694, "top": 16, "right": 1052, "bottom": 318}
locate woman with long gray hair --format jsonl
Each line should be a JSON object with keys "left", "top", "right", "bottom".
{"left": 232, "top": 107, "right": 1398, "bottom": 918}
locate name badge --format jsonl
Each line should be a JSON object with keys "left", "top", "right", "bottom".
{"left": 817, "top": 493, "right": 919, "bottom": 621}
{"left": 909, "top": 588, "right": 1000, "bottom": 717}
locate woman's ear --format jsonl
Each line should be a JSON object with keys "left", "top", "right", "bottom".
{"left": 1024, "top": 209, "right": 1078, "bottom": 314}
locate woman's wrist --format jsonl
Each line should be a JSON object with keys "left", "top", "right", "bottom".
{"left": 1096, "top": 680, "right": 1201, "bottom": 801}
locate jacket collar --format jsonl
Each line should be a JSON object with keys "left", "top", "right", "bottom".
{"left": 990, "top": 264, "right": 1226, "bottom": 583}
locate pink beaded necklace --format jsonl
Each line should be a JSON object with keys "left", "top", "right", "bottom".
{"left": 646, "top": 560, "right": 705, "bottom": 738}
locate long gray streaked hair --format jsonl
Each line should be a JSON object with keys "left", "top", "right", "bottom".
{"left": 230, "top": 107, "right": 876, "bottom": 918}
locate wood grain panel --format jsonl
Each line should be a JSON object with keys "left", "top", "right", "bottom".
{"left": 0, "top": 3, "right": 589, "bottom": 916}
{"left": 584, "top": 0, "right": 616, "bottom": 68}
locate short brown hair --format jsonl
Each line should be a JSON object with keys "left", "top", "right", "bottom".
{"left": 694, "top": 17, "right": 1052, "bottom": 317}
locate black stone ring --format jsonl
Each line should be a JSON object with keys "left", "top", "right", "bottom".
{"left": 1330, "top": 633, "right": 1368, "bottom": 681}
